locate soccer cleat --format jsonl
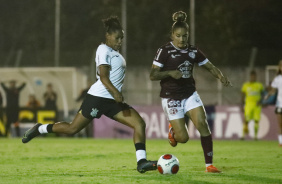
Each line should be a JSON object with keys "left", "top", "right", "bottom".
{"left": 205, "top": 165, "right": 222, "bottom": 173}
{"left": 22, "top": 123, "right": 42, "bottom": 143}
{"left": 137, "top": 160, "right": 157, "bottom": 173}
{"left": 168, "top": 123, "right": 177, "bottom": 147}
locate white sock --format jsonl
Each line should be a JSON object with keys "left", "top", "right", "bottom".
{"left": 279, "top": 134, "right": 282, "bottom": 144}
{"left": 38, "top": 124, "right": 48, "bottom": 134}
{"left": 136, "top": 150, "right": 146, "bottom": 162}
{"left": 206, "top": 163, "right": 212, "bottom": 167}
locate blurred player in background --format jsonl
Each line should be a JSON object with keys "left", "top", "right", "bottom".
{"left": 241, "top": 70, "right": 264, "bottom": 140}
{"left": 265, "top": 60, "right": 282, "bottom": 146}
{"left": 0, "top": 80, "right": 26, "bottom": 137}
{"left": 150, "top": 11, "right": 232, "bottom": 173}
{"left": 22, "top": 16, "right": 157, "bottom": 173}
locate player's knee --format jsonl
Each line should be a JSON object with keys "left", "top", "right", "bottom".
{"left": 136, "top": 119, "right": 146, "bottom": 130}
{"left": 175, "top": 131, "right": 189, "bottom": 143}
{"left": 177, "top": 134, "right": 189, "bottom": 143}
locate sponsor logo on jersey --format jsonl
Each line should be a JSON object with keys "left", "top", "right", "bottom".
{"left": 167, "top": 99, "right": 181, "bottom": 108}
{"left": 178, "top": 61, "right": 193, "bottom": 78}
{"left": 188, "top": 52, "right": 196, "bottom": 59}
{"left": 168, "top": 50, "right": 177, "bottom": 53}
{"left": 90, "top": 108, "right": 99, "bottom": 118}
{"left": 171, "top": 54, "right": 181, "bottom": 58}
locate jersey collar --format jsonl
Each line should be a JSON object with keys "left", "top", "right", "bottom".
{"left": 170, "top": 42, "right": 188, "bottom": 51}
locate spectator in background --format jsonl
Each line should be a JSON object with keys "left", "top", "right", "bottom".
{"left": 0, "top": 80, "right": 26, "bottom": 137}
{"left": 43, "top": 83, "right": 57, "bottom": 110}
{"left": 26, "top": 94, "right": 41, "bottom": 109}
{"left": 265, "top": 60, "right": 282, "bottom": 146}
{"left": 76, "top": 79, "right": 92, "bottom": 102}
{"left": 241, "top": 71, "right": 264, "bottom": 141}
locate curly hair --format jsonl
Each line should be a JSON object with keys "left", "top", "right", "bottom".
{"left": 102, "top": 16, "right": 122, "bottom": 34}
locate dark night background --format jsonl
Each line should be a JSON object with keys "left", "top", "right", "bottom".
{"left": 0, "top": 0, "right": 281, "bottom": 67}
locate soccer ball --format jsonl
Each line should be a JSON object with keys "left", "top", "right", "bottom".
{"left": 157, "top": 154, "right": 179, "bottom": 174}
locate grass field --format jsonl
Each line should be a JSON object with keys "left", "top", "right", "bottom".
{"left": 0, "top": 138, "right": 282, "bottom": 184}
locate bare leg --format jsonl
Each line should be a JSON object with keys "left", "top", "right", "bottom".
{"left": 170, "top": 118, "right": 189, "bottom": 143}
{"left": 113, "top": 108, "right": 146, "bottom": 144}
{"left": 186, "top": 106, "right": 211, "bottom": 136}
{"left": 277, "top": 114, "right": 282, "bottom": 135}
{"left": 254, "top": 120, "right": 259, "bottom": 140}
{"left": 52, "top": 113, "right": 91, "bottom": 135}
{"left": 242, "top": 119, "right": 249, "bottom": 140}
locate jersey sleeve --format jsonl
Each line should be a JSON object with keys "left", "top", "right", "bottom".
{"left": 96, "top": 45, "right": 111, "bottom": 67}
{"left": 196, "top": 48, "right": 209, "bottom": 66}
{"left": 152, "top": 46, "right": 168, "bottom": 68}
{"left": 271, "top": 76, "right": 279, "bottom": 89}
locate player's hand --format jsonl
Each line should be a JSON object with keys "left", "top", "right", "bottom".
{"left": 113, "top": 91, "right": 124, "bottom": 103}
{"left": 220, "top": 76, "right": 233, "bottom": 87}
{"left": 169, "top": 70, "right": 182, "bottom": 79}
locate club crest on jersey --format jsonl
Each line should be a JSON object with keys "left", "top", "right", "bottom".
{"left": 188, "top": 52, "right": 196, "bottom": 59}
{"left": 169, "top": 108, "right": 178, "bottom": 115}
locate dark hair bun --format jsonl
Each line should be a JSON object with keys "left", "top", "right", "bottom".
{"left": 102, "top": 16, "right": 122, "bottom": 33}
{"left": 172, "top": 11, "right": 187, "bottom": 22}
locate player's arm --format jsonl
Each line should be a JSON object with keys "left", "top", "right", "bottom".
{"left": 150, "top": 65, "right": 182, "bottom": 81}
{"left": 202, "top": 61, "right": 232, "bottom": 87}
{"left": 99, "top": 64, "right": 123, "bottom": 103}
{"left": 18, "top": 82, "right": 26, "bottom": 91}
{"left": 263, "top": 86, "right": 277, "bottom": 101}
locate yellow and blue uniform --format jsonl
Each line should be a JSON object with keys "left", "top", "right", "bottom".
{"left": 241, "top": 82, "right": 264, "bottom": 121}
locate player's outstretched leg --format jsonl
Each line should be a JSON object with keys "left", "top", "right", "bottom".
{"left": 137, "top": 160, "right": 157, "bottom": 173}
{"left": 22, "top": 123, "right": 42, "bottom": 143}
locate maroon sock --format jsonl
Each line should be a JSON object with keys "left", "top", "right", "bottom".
{"left": 200, "top": 135, "right": 213, "bottom": 164}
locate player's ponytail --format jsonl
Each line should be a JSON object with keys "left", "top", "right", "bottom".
{"left": 171, "top": 11, "right": 189, "bottom": 33}
{"left": 102, "top": 16, "right": 122, "bottom": 34}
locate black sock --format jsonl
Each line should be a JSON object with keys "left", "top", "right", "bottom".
{"left": 200, "top": 135, "right": 213, "bottom": 164}
{"left": 135, "top": 143, "right": 147, "bottom": 165}
{"left": 47, "top": 124, "right": 54, "bottom": 133}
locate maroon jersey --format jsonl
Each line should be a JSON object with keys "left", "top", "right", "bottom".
{"left": 153, "top": 42, "right": 208, "bottom": 99}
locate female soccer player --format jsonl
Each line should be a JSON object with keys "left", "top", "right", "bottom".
{"left": 150, "top": 11, "right": 232, "bottom": 173}
{"left": 265, "top": 60, "right": 282, "bottom": 146}
{"left": 22, "top": 16, "right": 157, "bottom": 173}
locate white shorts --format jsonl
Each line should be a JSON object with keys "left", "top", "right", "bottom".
{"left": 161, "top": 91, "right": 204, "bottom": 121}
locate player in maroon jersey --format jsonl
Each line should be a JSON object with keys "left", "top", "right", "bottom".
{"left": 150, "top": 11, "right": 232, "bottom": 173}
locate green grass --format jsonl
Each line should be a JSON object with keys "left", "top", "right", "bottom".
{"left": 0, "top": 138, "right": 282, "bottom": 184}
